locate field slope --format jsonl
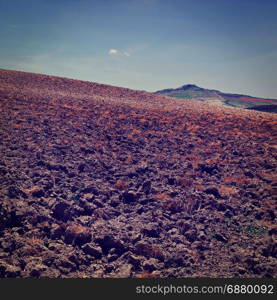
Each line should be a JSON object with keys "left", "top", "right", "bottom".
{"left": 0, "top": 69, "right": 276, "bottom": 278}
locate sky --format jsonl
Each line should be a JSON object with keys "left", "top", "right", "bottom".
{"left": 0, "top": 0, "right": 277, "bottom": 98}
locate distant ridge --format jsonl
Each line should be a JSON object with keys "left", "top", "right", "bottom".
{"left": 155, "top": 84, "right": 277, "bottom": 113}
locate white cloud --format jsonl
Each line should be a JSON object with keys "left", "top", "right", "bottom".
{"left": 108, "top": 49, "right": 130, "bottom": 57}
{"left": 108, "top": 49, "right": 119, "bottom": 55}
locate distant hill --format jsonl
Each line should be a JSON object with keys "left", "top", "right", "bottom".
{"left": 155, "top": 84, "right": 277, "bottom": 113}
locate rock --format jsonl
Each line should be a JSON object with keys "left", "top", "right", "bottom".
{"left": 0, "top": 252, "right": 7, "bottom": 259}
{"left": 141, "top": 225, "right": 160, "bottom": 238}
{"left": 168, "top": 228, "right": 178, "bottom": 235}
{"left": 261, "top": 243, "right": 277, "bottom": 258}
{"left": 64, "top": 224, "right": 91, "bottom": 246}
{"left": 55, "top": 258, "right": 76, "bottom": 272}
{"left": 68, "top": 172, "right": 76, "bottom": 178}
{"left": 224, "top": 210, "right": 234, "bottom": 218}
{"left": 217, "top": 202, "right": 227, "bottom": 211}
{"left": 131, "top": 233, "right": 142, "bottom": 244}
{"left": 184, "top": 229, "right": 197, "bottom": 243}
{"left": 167, "top": 177, "right": 176, "bottom": 185}
{"left": 32, "top": 188, "right": 45, "bottom": 198}
{"left": 25, "top": 263, "right": 48, "bottom": 277}
{"left": 163, "top": 199, "right": 183, "bottom": 213}
{"left": 93, "top": 199, "right": 104, "bottom": 208}
{"left": 165, "top": 255, "right": 187, "bottom": 268}
{"left": 268, "top": 228, "right": 277, "bottom": 236}
{"left": 204, "top": 187, "right": 221, "bottom": 198}
{"left": 47, "top": 242, "right": 62, "bottom": 251}
{"left": 51, "top": 224, "right": 64, "bottom": 239}
{"left": 3, "top": 211, "right": 22, "bottom": 229}
{"left": 194, "top": 241, "right": 210, "bottom": 251}
{"left": 59, "top": 165, "right": 68, "bottom": 173}
{"left": 52, "top": 202, "right": 71, "bottom": 221}
{"left": 237, "top": 267, "right": 247, "bottom": 275}
{"left": 252, "top": 264, "right": 266, "bottom": 275}
{"left": 107, "top": 254, "right": 118, "bottom": 262}
{"left": 41, "top": 268, "right": 61, "bottom": 278}
{"left": 245, "top": 258, "right": 259, "bottom": 268}
{"left": 82, "top": 202, "right": 96, "bottom": 215}
{"left": 109, "top": 199, "right": 120, "bottom": 208}
{"left": 199, "top": 164, "right": 218, "bottom": 175}
{"left": 0, "top": 263, "right": 21, "bottom": 277}
{"left": 96, "top": 235, "right": 127, "bottom": 255}
{"left": 169, "top": 191, "right": 178, "bottom": 197}
{"left": 105, "top": 265, "right": 115, "bottom": 273}
{"left": 0, "top": 205, "right": 9, "bottom": 231}
{"left": 82, "top": 244, "right": 102, "bottom": 259}
{"left": 136, "top": 164, "right": 150, "bottom": 174}
{"left": 78, "top": 164, "right": 86, "bottom": 172}
{"left": 121, "top": 190, "right": 139, "bottom": 204}
{"left": 198, "top": 230, "right": 206, "bottom": 241}
{"left": 134, "top": 242, "right": 164, "bottom": 261}
{"left": 180, "top": 222, "right": 192, "bottom": 234}
{"left": 141, "top": 181, "right": 152, "bottom": 194}
{"left": 128, "top": 254, "right": 142, "bottom": 269}
{"left": 142, "top": 258, "right": 160, "bottom": 272}
{"left": 82, "top": 186, "right": 99, "bottom": 195}
{"left": 7, "top": 186, "right": 27, "bottom": 199}
{"left": 74, "top": 230, "right": 92, "bottom": 247}
{"left": 213, "top": 233, "right": 228, "bottom": 243}
{"left": 244, "top": 171, "right": 254, "bottom": 178}
{"left": 114, "top": 264, "right": 132, "bottom": 278}
{"left": 83, "top": 193, "right": 94, "bottom": 202}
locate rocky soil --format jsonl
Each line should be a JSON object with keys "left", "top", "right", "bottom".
{"left": 0, "top": 69, "right": 276, "bottom": 278}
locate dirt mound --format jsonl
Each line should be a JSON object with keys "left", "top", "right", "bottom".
{"left": 0, "top": 69, "right": 276, "bottom": 277}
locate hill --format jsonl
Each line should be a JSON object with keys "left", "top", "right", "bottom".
{"left": 0, "top": 69, "right": 276, "bottom": 278}
{"left": 155, "top": 84, "right": 277, "bottom": 113}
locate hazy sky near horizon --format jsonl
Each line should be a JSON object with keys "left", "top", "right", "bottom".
{"left": 0, "top": 0, "right": 277, "bottom": 98}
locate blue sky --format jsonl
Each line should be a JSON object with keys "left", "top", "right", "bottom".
{"left": 0, "top": 0, "right": 277, "bottom": 98}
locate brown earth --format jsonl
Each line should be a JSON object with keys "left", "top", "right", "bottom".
{"left": 0, "top": 69, "right": 276, "bottom": 278}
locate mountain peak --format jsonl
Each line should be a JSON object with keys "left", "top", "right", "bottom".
{"left": 179, "top": 84, "right": 199, "bottom": 90}
{"left": 155, "top": 83, "right": 277, "bottom": 112}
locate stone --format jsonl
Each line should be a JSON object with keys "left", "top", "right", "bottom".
{"left": 64, "top": 224, "right": 91, "bottom": 246}
{"left": 180, "top": 222, "right": 191, "bottom": 234}
{"left": 121, "top": 190, "right": 139, "bottom": 204}
{"left": 32, "top": 189, "right": 45, "bottom": 198}
{"left": 96, "top": 235, "right": 127, "bottom": 255}
{"left": 142, "top": 258, "right": 160, "bottom": 272}
{"left": 107, "top": 254, "right": 118, "bottom": 262}
{"left": 26, "top": 263, "right": 48, "bottom": 277}
{"left": 262, "top": 243, "right": 277, "bottom": 258}
{"left": 82, "top": 244, "right": 102, "bottom": 259}
{"left": 184, "top": 229, "right": 197, "bottom": 243}
{"left": 213, "top": 233, "right": 228, "bottom": 243}
{"left": 141, "top": 226, "right": 160, "bottom": 238}
{"left": 51, "top": 224, "right": 64, "bottom": 239}
{"left": 128, "top": 254, "right": 142, "bottom": 269}
{"left": 204, "top": 187, "right": 221, "bottom": 198}
{"left": 52, "top": 202, "right": 71, "bottom": 221}
{"left": 7, "top": 186, "right": 27, "bottom": 199}
{"left": 114, "top": 264, "right": 132, "bottom": 278}
{"left": 167, "top": 177, "right": 176, "bottom": 185}
{"left": 83, "top": 193, "right": 94, "bottom": 202}
{"left": 141, "top": 181, "right": 152, "bottom": 194}
{"left": 199, "top": 164, "right": 218, "bottom": 175}
{"left": 0, "top": 263, "right": 21, "bottom": 277}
